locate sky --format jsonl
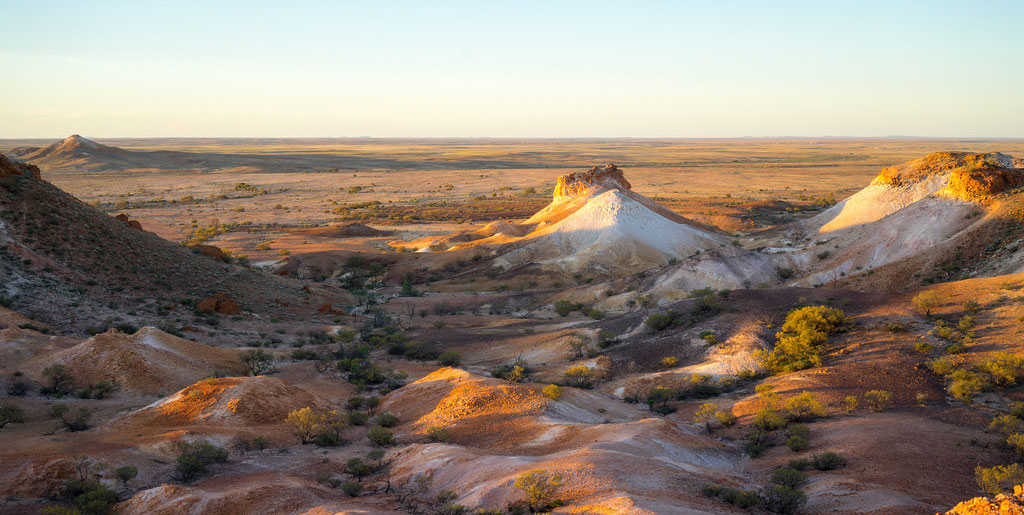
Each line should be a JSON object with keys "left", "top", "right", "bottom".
{"left": 1, "top": 0, "right": 1022, "bottom": 138}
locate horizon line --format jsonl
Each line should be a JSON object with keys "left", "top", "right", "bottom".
{"left": 3, "top": 135, "right": 1024, "bottom": 141}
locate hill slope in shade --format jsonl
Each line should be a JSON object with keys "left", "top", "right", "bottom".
{"left": 0, "top": 152, "right": 338, "bottom": 334}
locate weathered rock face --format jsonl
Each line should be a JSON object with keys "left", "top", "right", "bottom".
{"left": 196, "top": 293, "right": 241, "bottom": 315}
{"left": 873, "top": 152, "right": 1023, "bottom": 201}
{"left": 0, "top": 154, "right": 41, "bottom": 180}
{"left": 941, "top": 484, "right": 1024, "bottom": 514}
{"left": 552, "top": 163, "right": 631, "bottom": 200}
{"left": 191, "top": 244, "right": 228, "bottom": 260}
{"left": 114, "top": 213, "right": 144, "bottom": 231}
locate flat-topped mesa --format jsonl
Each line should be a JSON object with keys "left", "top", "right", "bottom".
{"left": 552, "top": 163, "right": 632, "bottom": 200}
{"left": 872, "top": 151, "right": 1023, "bottom": 200}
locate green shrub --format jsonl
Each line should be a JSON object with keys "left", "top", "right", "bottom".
{"left": 427, "top": 426, "right": 450, "bottom": 443}
{"left": 949, "top": 370, "right": 990, "bottom": 403}
{"left": 990, "top": 414, "right": 1024, "bottom": 436}
{"left": 762, "top": 484, "right": 806, "bottom": 513}
{"left": 786, "top": 458, "right": 812, "bottom": 471}
{"left": 542, "top": 384, "right": 562, "bottom": 400}
{"left": 783, "top": 392, "right": 826, "bottom": 421}
{"left": 979, "top": 353, "right": 1024, "bottom": 387}
{"left": 912, "top": 290, "right": 946, "bottom": 316}
{"left": 341, "top": 481, "right": 363, "bottom": 497}
{"left": 645, "top": 311, "right": 681, "bottom": 331}
{"left": 787, "top": 435, "right": 809, "bottom": 452}
{"left": 553, "top": 300, "right": 576, "bottom": 317}
{"left": 1007, "top": 433, "right": 1024, "bottom": 460}
{"left": 66, "top": 480, "right": 119, "bottom": 515}
{"left": 175, "top": 441, "right": 229, "bottom": 482}
{"left": 776, "top": 268, "right": 795, "bottom": 280}
{"left": 562, "top": 365, "right": 594, "bottom": 388}
{"left": 368, "top": 426, "right": 394, "bottom": 446}
{"left": 41, "top": 364, "right": 75, "bottom": 397}
{"left": 702, "top": 483, "right": 761, "bottom": 509}
{"left": 863, "top": 390, "right": 892, "bottom": 412}
{"left": 373, "top": 412, "right": 399, "bottom": 427}
{"left": 770, "top": 467, "right": 806, "bottom": 489}
{"left": 50, "top": 403, "right": 91, "bottom": 431}
{"left": 755, "top": 306, "right": 847, "bottom": 373}
{"left": 438, "top": 352, "right": 462, "bottom": 367}
{"left": 812, "top": 451, "right": 846, "bottom": 470}
{"left": 927, "top": 357, "right": 955, "bottom": 375}
{"left": 513, "top": 469, "right": 562, "bottom": 513}
{"left": 0, "top": 403, "right": 26, "bottom": 429}
{"left": 976, "top": 463, "right": 1024, "bottom": 496}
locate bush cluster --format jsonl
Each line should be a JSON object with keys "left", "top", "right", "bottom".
{"left": 755, "top": 306, "right": 847, "bottom": 373}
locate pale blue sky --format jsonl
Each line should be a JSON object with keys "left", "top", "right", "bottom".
{"left": 1, "top": 0, "right": 1022, "bottom": 138}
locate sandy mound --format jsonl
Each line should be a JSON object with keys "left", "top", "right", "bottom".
{"left": 19, "top": 134, "right": 125, "bottom": 161}
{"left": 478, "top": 220, "right": 532, "bottom": 238}
{"left": 381, "top": 369, "right": 746, "bottom": 512}
{"left": 498, "top": 189, "right": 728, "bottom": 273}
{"left": 120, "top": 472, "right": 404, "bottom": 515}
{"left": 302, "top": 223, "right": 393, "bottom": 238}
{"left": 609, "top": 322, "right": 766, "bottom": 399}
{"left": 34, "top": 327, "right": 245, "bottom": 395}
{"left": 814, "top": 152, "right": 1020, "bottom": 233}
{"left": 405, "top": 165, "right": 726, "bottom": 273}
{"left": 123, "top": 375, "right": 318, "bottom": 427}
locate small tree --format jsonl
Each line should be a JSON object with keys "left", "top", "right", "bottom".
{"left": 346, "top": 457, "right": 373, "bottom": 481}
{"left": 51, "top": 403, "right": 91, "bottom": 431}
{"left": 567, "top": 336, "right": 589, "bottom": 359}
{"left": 783, "top": 392, "right": 827, "bottom": 422}
{"left": 240, "top": 349, "right": 274, "bottom": 376}
{"left": 562, "top": 365, "right": 594, "bottom": 388}
{"left": 648, "top": 387, "right": 675, "bottom": 413}
{"left": 0, "top": 403, "right": 26, "bottom": 429}
{"left": 513, "top": 469, "right": 562, "bottom": 513}
{"left": 912, "top": 290, "right": 946, "bottom": 316}
{"left": 695, "top": 403, "right": 718, "bottom": 432}
{"left": 41, "top": 364, "right": 75, "bottom": 396}
{"left": 321, "top": 409, "right": 348, "bottom": 438}
{"left": 286, "top": 407, "right": 320, "bottom": 444}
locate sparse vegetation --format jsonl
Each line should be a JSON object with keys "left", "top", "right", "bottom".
{"left": 542, "top": 384, "right": 562, "bottom": 400}
{"left": 863, "top": 390, "right": 892, "bottom": 412}
{"left": 175, "top": 440, "right": 229, "bottom": 482}
{"left": 912, "top": 290, "right": 946, "bottom": 316}
{"left": 512, "top": 469, "right": 562, "bottom": 513}
{"left": 755, "top": 306, "right": 847, "bottom": 373}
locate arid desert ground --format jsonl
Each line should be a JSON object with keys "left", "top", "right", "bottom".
{"left": 4, "top": 137, "right": 1024, "bottom": 514}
